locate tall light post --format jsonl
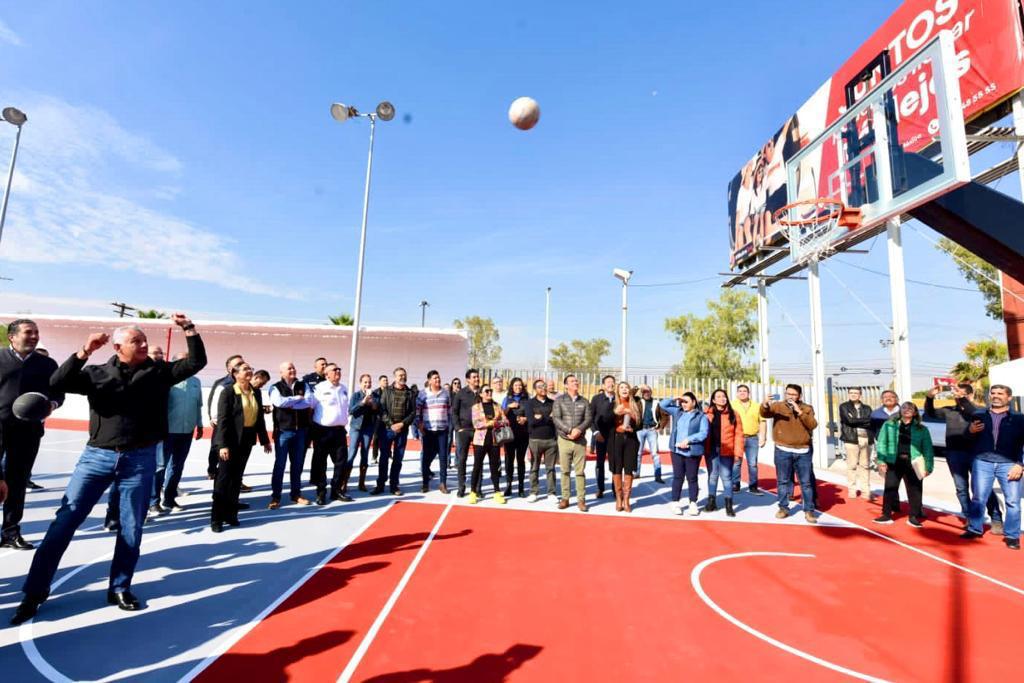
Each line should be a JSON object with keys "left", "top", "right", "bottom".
{"left": 543, "top": 286, "right": 551, "bottom": 374}
{"left": 419, "top": 300, "right": 429, "bottom": 327}
{"left": 613, "top": 268, "right": 633, "bottom": 380}
{"left": 0, "top": 107, "right": 28, "bottom": 249}
{"left": 330, "top": 100, "right": 395, "bottom": 392}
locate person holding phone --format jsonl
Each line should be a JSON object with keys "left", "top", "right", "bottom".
{"left": 961, "top": 384, "right": 1024, "bottom": 550}
{"left": 660, "top": 392, "right": 709, "bottom": 516}
{"left": 760, "top": 384, "right": 819, "bottom": 523}
{"left": 874, "top": 402, "right": 933, "bottom": 527}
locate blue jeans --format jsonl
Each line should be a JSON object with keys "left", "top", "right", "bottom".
{"left": 378, "top": 428, "right": 409, "bottom": 492}
{"left": 637, "top": 428, "right": 661, "bottom": 476}
{"left": 421, "top": 429, "right": 450, "bottom": 486}
{"left": 347, "top": 427, "right": 374, "bottom": 467}
{"left": 150, "top": 441, "right": 166, "bottom": 506}
{"left": 775, "top": 447, "right": 814, "bottom": 512}
{"left": 272, "top": 428, "right": 307, "bottom": 501}
{"left": 24, "top": 444, "right": 157, "bottom": 597}
{"left": 946, "top": 449, "right": 1002, "bottom": 521}
{"left": 734, "top": 436, "right": 760, "bottom": 487}
{"left": 162, "top": 433, "right": 193, "bottom": 507}
{"left": 706, "top": 447, "right": 735, "bottom": 500}
{"left": 968, "top": 458, "right": 1021, "bottom": 540}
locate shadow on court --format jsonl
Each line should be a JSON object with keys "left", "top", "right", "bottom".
{"left": 361, "top": 643, "right": 543, "bottom": 683}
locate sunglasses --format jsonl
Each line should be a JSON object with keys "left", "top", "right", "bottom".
{"left": 482, "top": 389, "right": 493, "bottom": 394}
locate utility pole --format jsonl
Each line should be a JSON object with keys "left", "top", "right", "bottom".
{"left": 419, "top": 300, "right": 430, "bottom": 327}
{"left": 111, "top": 302, "right": 135, "bottom": 318}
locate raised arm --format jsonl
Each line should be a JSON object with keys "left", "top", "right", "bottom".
{"left": 51, "top": 331, "right": 110, "bottom": 395}
{"left": 167, "top": 315, "right": 207, "bottom": 383}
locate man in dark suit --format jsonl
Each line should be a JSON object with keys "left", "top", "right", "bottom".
{"left": 207, "top": 354, "right": 244, "bottom": 478}
{"left": 1, "top": 319, "right": 64, "bottom": 550}
{"left": 590, "top": 375, "right": 616, "bottom": 498}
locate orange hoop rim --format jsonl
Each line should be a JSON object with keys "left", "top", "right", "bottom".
{"left": 772, "top": 198, "right": 845, "bottom": 228}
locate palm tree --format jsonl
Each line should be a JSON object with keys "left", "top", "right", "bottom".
{"left": 329, "top": 313, "right": 355, "bottom": 326}
{"left": 136, "top": 309, "right": 168, "bottom": 319}
{"left": 950, "top": 338, "right": 1008, "bottom": 391}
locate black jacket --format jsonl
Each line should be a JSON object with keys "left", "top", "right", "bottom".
{"left": 213, "top": 383, "right": 270, "bottom": 450}
{"left": 525, "top": 396, "right": 556, "bottom": 440}
{"left": 208, "top": 373, "right": 233, "bottom": 419}
{"left": 504, "top": 392, "right": 530, "bottom": 437}
{"left": 967, "top": 409, "right": 1024, "bottom": 463}
{"left": 0, "top": 348, "right": 63, "bottom": 421}
{"left": 380, "top": 384, "right": 417, "bottom": 429}
{"left": 839, "top": 401, "right": 874, "bottom": 444}
{"left": 51, "top": 334, "right": 207, "bottom": 450}
{"left": 590, "top": 392, "right": 616, "bottom": 437}
{"left": 924, "top": 396, "right": 976, "bottom": 451}
{"left": 452, "top": 387, "right": 478, "bottom": 431}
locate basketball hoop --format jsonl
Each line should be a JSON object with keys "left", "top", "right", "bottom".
{"left": 773, "top": 199, "right": 861, "bottom": 264}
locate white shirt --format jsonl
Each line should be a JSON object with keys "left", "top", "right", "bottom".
{"left": 308, "top": 380, "right": 349, "bottom": 427}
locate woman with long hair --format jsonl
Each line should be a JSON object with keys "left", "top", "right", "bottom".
{"left": 874, "top": 401, "right": 934, "bottom": 528}
{"left": 609, "top": 382, "right": 642, "bottom": 512}
{"left": 704, "top": 388, "right": 745, "bottom": 516}
{"left": 212, "top": 362, "right": 271, "bottom": 532}
{"left": 659, "top": 392, "right": 709, "bottom": 516}
{"left": 447, "top": 377, "right": 462, "bottom": 465}
{"left": 470, "top": 384, "right": 507, "bottom": 505}
{"left": 502, "top": 377, "right": 530, "bottom": 498}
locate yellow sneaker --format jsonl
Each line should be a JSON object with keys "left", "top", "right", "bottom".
{"left": 493, "top": 491, "right": 507, "bottom": 505}
{"left": 467, "top": 491, "right": 479, "bottom": 505}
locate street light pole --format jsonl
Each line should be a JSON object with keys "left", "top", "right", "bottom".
{"left": 331, "top": 100, "right": 394, "bottom": 393}
{"left": 613, "top": 268, "right": 633, "bottom": 380}
{"left": 0, "top": 107, "right": 28, "bottom": 249}
{"left": 419, "top": 300, "right": 429, "bottom": 327}
{"left": 544, "top": 286, "right": 551, "bottom": 374}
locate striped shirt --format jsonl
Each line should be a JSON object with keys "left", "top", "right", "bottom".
{"left": 417, "top": 388, "right": 451, "bottom": 431}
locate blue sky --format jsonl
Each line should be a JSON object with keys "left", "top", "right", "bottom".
{"left": 0, "top": 2, "right": 1008, "bottom": 386}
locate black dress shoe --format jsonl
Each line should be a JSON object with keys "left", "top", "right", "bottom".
{"left": 235, "top": 502, "right": 250, "bottom": 510}
{"left": 27, "top": 480, "right": 44, "bottom": 490}
{"left": 332, "top": 492, "right": 354, "bottom": 502}
{"left": 211, "top": 521, "right": 223, "bottom": 533}
{"left": 315, "top": 493, "right": 326, "bottom": 506}
{"left": 107, "top": 590, "right": 141, "bottom": 611}
{"left": 655, "top": 475, "right": 665, "bottom": 484}
{"left": 226, "top": 518, "right": 241, "bottom": 527}
{"left": 370, "top": 486, "right": 384, "bottom": 496}
{"left": 104, "top": 521, "right": 121, "bottom": 533}
{"left": 391, "top": 489, "right": 403, "bottom": 496}
{"left": 960, "top": 530, "right": 983, "bottom": 540}
{"left": 1006, "top": 538, "right": 1021, "bottom": 550}
{"left": 0, "top": 536, "right": 34, "bottom": 550}
{"left": 10, "top": 596, "right": 45, "bottom": 625}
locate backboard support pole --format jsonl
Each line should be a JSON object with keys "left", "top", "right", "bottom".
{"left": 886, "top": 218, "right": 913, "bottom": 399}
{"left": 807, "top": 259, "right": 829, "bottom": 467}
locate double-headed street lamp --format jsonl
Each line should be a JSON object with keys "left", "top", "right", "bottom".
{"left": 0, "top": 107, "right": 28, "bottom": 249}
{"left": 330, "top": 100, "right": 394, "bottom": 392}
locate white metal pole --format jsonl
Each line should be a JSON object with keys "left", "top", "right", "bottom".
{"left": 886, "top": 218, "right": 912, "bottom": 399}
{"left": 621, "top": 281, "right": 628, "bottom": 379}
{"left": 807, "top": 259, "right": 828, "bottom": 467}
{"left": 0, "top": 123, "right": 23, "bottom": 247}
{"left": 544, "top": 286, "right": 551, "bottom": 374}
{"left": 346, "top": 115, "right": 376, "bottom": 394}
{"left": 757, "top": 278, "right": 770, "bottom": 386}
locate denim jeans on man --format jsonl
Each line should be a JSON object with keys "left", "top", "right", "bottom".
{"left": 23, "top": 444, "right": 156, "bottom": 598}
{"left": 775, "top": 447, "right": 814, "bottom": 512}
{"left": 637, "top": 427, "right": 661, "bottom": 477}
{"left": 946, "top": 449, "right": 1002, "bottom": 522}
{"left": 149, "top": 441, "right": 166, "bottom": 506}
{"left": 162, "top": 433, "right": 194, "bottom": 508}
{"left": 378, "top": 428, "right": 409, "bottom": 492}
{"left": 967, "top": 457, "right": 1021, "bottom": 540}
{"left": 421, "top": 429, "right": 450, "bottom": 487}
{"left": 733, "top": 436, "right": 759, "bottom": 487}
{"left": 272, "top": 428, "right": 307, "bottom": 501}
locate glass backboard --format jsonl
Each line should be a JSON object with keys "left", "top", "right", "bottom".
{"left": 783, "top": 31, "right": 970, "bottom": 264}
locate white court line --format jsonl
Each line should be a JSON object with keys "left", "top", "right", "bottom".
{"left": 691, "top": 552, "right": 890, "bottom": 683}
{"left": 17, "top": 505, "right": 384, "bottom": 683}
{"left": 337, "top": 500, "right": 454, "bottom": 683}
{"left": 178, "top": 502, "right": 394, "bottom": 682}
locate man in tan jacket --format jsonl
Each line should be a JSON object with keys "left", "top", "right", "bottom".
{"left": 760, "top": 383, "right": 818, "bottom": 523}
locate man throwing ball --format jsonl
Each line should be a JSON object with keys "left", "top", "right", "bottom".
{"left": 10, "top": 313, "right": 206, "bottom": 625}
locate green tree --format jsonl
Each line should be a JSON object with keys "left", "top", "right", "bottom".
{"left": 329, "top": 313, "right": 355, "bottom": 326}
{"left": 453, "top": 316, "right": 501, "bottom": 369}
{"left": 937, "top": 237, "right": 1002, "bottom": 320}
{"left": 950, "top": 338, "right": 1008, "bottom": 391}
{"left": 136, "top": 309, "right": 168, "bottom": 319}
{"left": 548, "top": 338, "right": 611, "bottom": 375}
{"left": 664, "top": 288, "right": 758, "bottom": 380}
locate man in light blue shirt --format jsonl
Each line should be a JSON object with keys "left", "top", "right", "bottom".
{"left": 159, "top": 352, "right": 204, "bottom": 511}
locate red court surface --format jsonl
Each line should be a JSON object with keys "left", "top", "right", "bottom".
{"left": 196, "top": 486, "right": 1023, "bottom": 683}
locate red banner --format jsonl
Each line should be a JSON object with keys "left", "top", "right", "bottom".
{"left": 727, "top": 0, "right": 1024, "bottom": 269}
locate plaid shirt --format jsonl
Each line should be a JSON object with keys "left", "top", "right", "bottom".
{"left": 381, "top": 384, "right": 416, "bottom": 428}
{"left": 417, "top": 388, "right": 451, "bottom": 431}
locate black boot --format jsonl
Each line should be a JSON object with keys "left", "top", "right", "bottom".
{"left": 732, "top": 482, "right": 741, "bottom": 493}
{"left": 704, "top": 497, "right": 717, "bottom": 512}
{"left": 655, "top": 473, "right": 664, "bottom": 484}
{"left": 725, "top": 498, "right": 736, "bottom": 517}
{"left": 358, "top": 465, "right": 368, "bottom": 492}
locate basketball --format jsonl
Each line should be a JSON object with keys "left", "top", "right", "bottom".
{"left": 508, "top": 96, "right": 540, "bottom": 131}
{"left": 13, "top": 392, "right": 53, "bottom": 421}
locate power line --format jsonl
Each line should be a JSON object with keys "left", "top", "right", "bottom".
{"left": 830, "top": 258, "right": 979, "bottom": 292}
{"left": 630, "top": 276, "right": 719, "bottom": 288}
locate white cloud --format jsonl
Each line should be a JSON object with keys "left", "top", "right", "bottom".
{"left": 0, "top": 19, "right": 22, "bottom": 46}
{"left": 1, "top": 94, "right": 300, "bottom": 299}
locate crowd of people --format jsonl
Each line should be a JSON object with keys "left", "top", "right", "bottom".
{"left": 0, "top": 317, "right": 1020, "bottom": 626}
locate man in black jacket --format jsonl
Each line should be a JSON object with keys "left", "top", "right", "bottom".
{"left": 838, "top": 388, "right": 874, "bottom": 502}
{"left": 590, "top": 375, "right": 616, "bottom": 498}
{"left": 372, "top": 367, "right": 417, "bottom": 495}
{"left": 10, "top": 313, "right": 206, "bottom": 625}
{"left": 525, "top": 379, "right": 558, "bottom": 502}
{"left": 207, "top": 354, "right": 244, "bottom": 478}
{"left": 1, "top": 319, "right": 64, "bottom": 550}
{"left": 926, "top": 383, "right": 1002, "bottom": 531}
{"left": 450, "top": 369, "right": 480, "bottom": 497}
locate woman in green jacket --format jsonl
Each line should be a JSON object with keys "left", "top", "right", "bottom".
{"left": 874, "top": 401, "right": 934, "bottom": 528}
